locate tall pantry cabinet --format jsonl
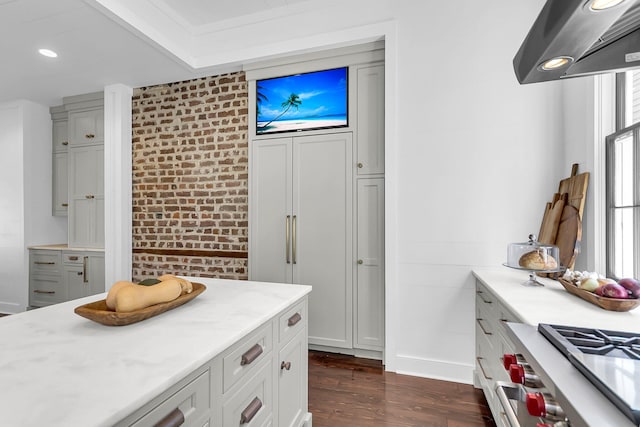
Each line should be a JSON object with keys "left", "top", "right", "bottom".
{"left": 248, "top": 55, "right": 385, "bottom": 358}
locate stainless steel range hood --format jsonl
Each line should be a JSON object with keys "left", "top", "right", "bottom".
{"left": 514, "top": 0, "right": 640, "bottom": 84}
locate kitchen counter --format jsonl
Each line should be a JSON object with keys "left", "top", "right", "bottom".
{"left": 0, "top": 277, "right": 312, "bottom": 426}
{"left": 28, "top": 243, "right": 104, "bottom": 252}
{"left": 473, "top": 267, "right": 640, "bottom": 332}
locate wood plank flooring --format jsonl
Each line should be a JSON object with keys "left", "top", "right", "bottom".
{"left": 308, "top": 351, "right": 495, "bottom": 427}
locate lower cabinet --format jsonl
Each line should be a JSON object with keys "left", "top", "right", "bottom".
{"left": 114, "top": 297, "right": 310, "bottom": 427}
{"left": 474, "top": 280, "right": 521, "bottom": 427}
{"left": 29, "top": 248, "right": 105, "bottom": 308}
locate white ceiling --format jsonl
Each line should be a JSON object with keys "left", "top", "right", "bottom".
{"left": 0, "top": 0, "right": 315, "bottom": 106}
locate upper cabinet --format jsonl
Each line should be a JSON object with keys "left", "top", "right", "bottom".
{"left": 50, "top": 92, "right": 104, "bottom": 248}
{"left": 356, "top": 64, "right": 385, "bottom": 176}
{"left": 68, "top": 109, "right": 104, "bottom": 146}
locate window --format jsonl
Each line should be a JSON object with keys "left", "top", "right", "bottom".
{"left": 606, "top": 70, "right": 640, "bottom": 279}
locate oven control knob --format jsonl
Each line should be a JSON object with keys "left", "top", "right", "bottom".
{"left": 509, "top": 364, "right": 525, "bottom": 383}
{"left": 503, "top": 354, "right": 517, "bottom": 370}
{"left": 526, "top": 392, "right": 566, "bottom": 419}
{"left": 526, "top": 392, "right": 546, "bottom": 417}
{"left": 509, "top": 364, "right": 543, "bottom": 388}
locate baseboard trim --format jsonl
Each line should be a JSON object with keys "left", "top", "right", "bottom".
{"left": 308, "top": 344, "right": 383, "bottom": 361}
{"left": 0, "top": 301, "right": 21, "bottom": 315}
{"left": 394, "top": 353, "right": 474, "bottom": 384}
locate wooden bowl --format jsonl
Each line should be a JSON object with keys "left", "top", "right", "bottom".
{"left": 557, "top": 278, "right": 640, "bottom": 312}
{"left": 74, "top": 282, "right": 206, "bottom": 326}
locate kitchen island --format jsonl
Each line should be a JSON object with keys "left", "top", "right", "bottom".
{"left": 0, "top": 276, "right": 312, "bottom": 427}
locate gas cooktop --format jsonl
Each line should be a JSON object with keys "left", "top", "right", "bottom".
{"left": 538, "top": 324, "right": 640, "bottom": 426}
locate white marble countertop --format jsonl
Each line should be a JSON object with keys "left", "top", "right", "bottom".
{"left": 0, "top": 277, "right": 311, "bottom": 427}
{"left": 28, "top": 243, "right": 105, "bottom": 252}
{"left": 472, "top": 267, "right": 640, "bottom": 333}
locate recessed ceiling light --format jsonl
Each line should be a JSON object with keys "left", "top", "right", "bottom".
{"left": 538, "top": 56, "right": 574, "bottom": 71}
{"left": 38, "top": 48, "right": 58, "bottom": 58}
{"left": 590, "top": 0, "right": 626, "bottom": 11}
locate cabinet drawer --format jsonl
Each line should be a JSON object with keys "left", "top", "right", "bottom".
{"left": 131, "top": 369, "right": 210, "bottom": 427}
{"left": 278, "top": 299, "right": 306, "bottom": 345}
{"left": 223, "top": 359, "right": 273, "bottom": 427}
{"left": 63, "top": 252, "right": 86, "bottom": 265}
{"left": 223, "top": 322, "right": 273, "bottom": 393}
{"left": 30, "top": 275, "right": 66, "bottom": 306}
{"left": 30, "top": 251, "right": 61, "bottom": 273}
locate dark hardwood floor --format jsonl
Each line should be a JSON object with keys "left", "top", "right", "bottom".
{"left": 308, "top": 351, "right": 495, "bottom": 427}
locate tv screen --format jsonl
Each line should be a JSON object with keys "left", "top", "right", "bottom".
{"left": 256, "top": 67, "right": 348, "bottom": 135}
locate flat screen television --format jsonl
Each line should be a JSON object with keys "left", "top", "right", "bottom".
{"left": 256, "top": 67, "right": 348, "bottom": 135}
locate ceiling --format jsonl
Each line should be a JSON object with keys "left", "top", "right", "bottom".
{"left": 0, "top": 0, "right": 314, "bottom": 106}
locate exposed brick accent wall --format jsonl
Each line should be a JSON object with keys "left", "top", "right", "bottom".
{"left": 131, "top": 73, "right": 249, "bottom": 281}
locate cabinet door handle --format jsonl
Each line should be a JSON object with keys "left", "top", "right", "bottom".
{"left": 85, "top": 194, "right": 95, "bottom": 199}
{"left": 476, "top": 318, "right": 492, "bottom": 335}
{"left": 476, "top": 357, "right": 493, "bottom": 380}
{"left": 61, "top": 203, "right": 69, "bottom": 207}
{"left": 281, "top": 361, "right": 292, "bottom": 371}
{"left": 286, "top": 215, "right": 291, "bottom": 264}
{"left": 34, "top": 261, "right": 55, "bottom": 265}
{"left": 357, "top": 162, "right": 364, "bottom": 168}
{"left": 240, "top": 343, "right": 263, "bottom": 366}
{"left": 287, "top": 312, "right": 302, "bottom": 327}
{"left": 68, "top": 256, "right": 79, "bottom": 261}
{"left": 83, "top": 257, "right": 88, "bottom": 283}
{"left": 292, "top": 215, "right": 297, "bottom": 264}
{"left": 33, "top": 290, "right": 55, "bottom": 294}
{"left": 240, "top": 397, "right": 262, "bottom": 424}
{"left": 62, "top": 141, "right": 69, "bottom": 146}
{"left": 85, "top": 133, "right": 95, "bottom": 139}
{"left": 154, "top": 408, "right": 184, "bottom": 427}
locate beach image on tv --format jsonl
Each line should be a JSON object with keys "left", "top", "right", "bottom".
{"left": 256, "top": 67, "right": 348, "bottom": 134}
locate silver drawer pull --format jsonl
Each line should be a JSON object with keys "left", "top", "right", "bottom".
{"left": 476, "top": 357, "right": 492, "bottom": 380}
{"left": 476, "top": 290, "right": 492, "bottom": 304}
{"left": 34, "top": 261, "right": 55, "bottom": 265}
{"left": 62, "top": 141, "right": 69, "bottom": 146}
{"left": 85, "top": 133, "right": 95, "bottom": 139}
{"left": 476, "top": 318, "right": 492, "bottom": 335}
{"left": 85, "top": 194, "right": 95, "bottom": 199}
{"left": 68, "top": 256, "right": 79, "bottom": 261}
{"left": 287, "top": 312, "right": 302, "bottom": 327}
{"left": 33, "top": 290, "right": 55, "bottom": 294}
{"left": 154, "top": 408, "right": 184, "bottom": 427}
{"left": 240, "top": 397, "right": 262, "bottom": 424}
{"left": 240, "top": 343, "right": 263, "bottom": 366}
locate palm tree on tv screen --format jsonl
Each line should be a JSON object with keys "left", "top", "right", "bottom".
{"left": 256, "top": 84, "right": 268, "bottom": 116}
{"left": 258, "top": 93, "right": 302, "bottom": 130}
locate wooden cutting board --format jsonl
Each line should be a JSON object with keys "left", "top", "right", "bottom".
{"left": 538, "top": 193, "right": 567, "bottom": 245}
{"left": 555, "top": 204, "right": 582, "bottom": 273}
{"left": 558, "top": 163, "right": 589, "bottom": 219}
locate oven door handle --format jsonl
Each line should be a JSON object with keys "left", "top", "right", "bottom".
{"left": 495, "top": 381, "right": 521, "bottom": 427}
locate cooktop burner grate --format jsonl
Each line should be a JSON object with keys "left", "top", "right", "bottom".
{"left": 538, "top": 324, "right": 640, "bottom": 360}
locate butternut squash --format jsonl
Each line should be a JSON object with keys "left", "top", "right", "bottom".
{"left": 115, "top": 279, "right": 183, "bottom": 312}
{"left": 158, "top": 274, "right": 193, "bottom": 295}
{"left": 105, "top": 280, "right": 135, "bottom": 310}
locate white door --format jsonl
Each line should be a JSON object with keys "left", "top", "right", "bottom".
{"left": 293, "top": 133, "right": 353, "bottom": 349}
{"left": 249, "top": 138, "right": 293, "bottom": 284}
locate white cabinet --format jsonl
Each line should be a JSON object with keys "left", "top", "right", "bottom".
{"left": 474, "top": 280, "right": 521, "bottom": 427}
{"left": 356, "top": 64, "right": 384, "bottom": 176}
{"left": 28, "top": 248, "right": 105, "bottom": 308}
{"left": 51, "top": 106, "right": 68, "bottom": 216}
{"left": 68, "top": 144, "right": 104, "bottom": 248}
{"left": 250, "top": 132, "right": 353, "bottom": 349}
{"left": 355, "top": 178, "right": 385, "bottom": 351}
{"left": 68, "top": 109, "right": 104, "bottom": 146}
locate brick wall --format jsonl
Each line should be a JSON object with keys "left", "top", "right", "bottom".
{"left": 131, "top": 72, "right": 249, "bottom": 281}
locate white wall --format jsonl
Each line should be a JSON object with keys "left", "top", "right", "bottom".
{"left": 0, "top": 101, "right": 67, "bottom": 313}
{"left": 104, "top": 0, "right": 570, "bottom": 383}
